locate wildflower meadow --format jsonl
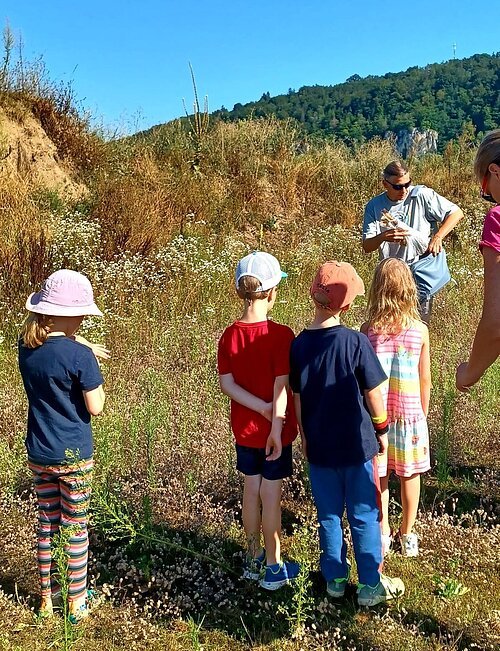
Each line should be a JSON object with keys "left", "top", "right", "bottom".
{"left": 0, "top": 94, "right": 498, "bottom": 651}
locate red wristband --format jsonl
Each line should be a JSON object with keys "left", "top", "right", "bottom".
{"left": 374, "top": 423, "right": 389, "bottom": 437}
{"left": 373, "top": 417, "right": 389, "bottom": 436}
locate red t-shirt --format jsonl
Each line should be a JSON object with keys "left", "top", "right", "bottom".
{"left": 217, "top": 319, "right": 298, "bottom": 448}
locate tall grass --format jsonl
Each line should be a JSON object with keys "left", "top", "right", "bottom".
{"left": 1, "top": 124, "right": 496, "bottom": 488}
{"left": 0, "top": 87, "right": 498, "bottom": 649}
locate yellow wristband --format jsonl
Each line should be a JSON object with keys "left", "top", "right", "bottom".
{"left": 371, "top": 413, "right": 387, "bottom": 424}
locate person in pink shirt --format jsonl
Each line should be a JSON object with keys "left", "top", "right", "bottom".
{"left": 456, "top": 130, "right": 500, "bottom": 391}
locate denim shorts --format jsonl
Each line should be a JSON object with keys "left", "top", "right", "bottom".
{"left": 236, "top": 443, "right": 293, "bottom": 480}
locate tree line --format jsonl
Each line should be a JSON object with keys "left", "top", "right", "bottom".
{"left": 210, "top": 53, "right": 500, "bottom": 149}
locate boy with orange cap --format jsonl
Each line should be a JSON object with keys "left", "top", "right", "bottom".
{"left": 289, "top": 261, "right": 405, "bottom": 606}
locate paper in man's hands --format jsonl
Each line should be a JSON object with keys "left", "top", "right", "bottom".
{"left": 379, "top": 209, "right": 428, "bottom": 257}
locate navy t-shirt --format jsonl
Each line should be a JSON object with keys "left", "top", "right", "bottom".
{"left": 18, "top": 336, "right": 104, "bottom": 465}
{"left": 289, "top": 325, "right": 387, "bottom": 467}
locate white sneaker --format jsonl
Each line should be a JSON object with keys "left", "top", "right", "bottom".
{"left": 401, "top": 533, "right": 419, "bottom": 557}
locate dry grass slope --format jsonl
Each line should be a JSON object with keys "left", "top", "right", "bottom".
{"left": 0, "top": 84, "right": 498, "bottom": 651}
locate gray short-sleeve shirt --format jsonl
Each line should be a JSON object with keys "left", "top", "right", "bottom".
{"left": 362, "top": 185, "right": 459, "bottom": 263}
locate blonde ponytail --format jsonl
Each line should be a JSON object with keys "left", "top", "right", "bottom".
{"left": 20, "top": 313, "right": 53, "bottom": 348}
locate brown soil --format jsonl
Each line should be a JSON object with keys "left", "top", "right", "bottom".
{"left": 0, "top": 105, "right": 86, "bottom": 198}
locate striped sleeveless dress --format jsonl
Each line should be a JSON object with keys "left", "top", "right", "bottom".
{"left": 367, "top": 324, "right": 430, "bottom": 477}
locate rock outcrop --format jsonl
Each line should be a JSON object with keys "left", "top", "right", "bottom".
{"left": 385, "top": 128, "right": 438, "bottom": 158}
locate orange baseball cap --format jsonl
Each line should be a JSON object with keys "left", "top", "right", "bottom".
{"left": 310, "top": 261, "right": 365, "bottom": 311}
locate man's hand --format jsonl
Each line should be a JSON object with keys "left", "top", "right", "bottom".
{"left": 427, "top": 234, "right": 443, "bottom": 256}
{"left": 383, "top": 228, "right": 409, "bottom": 244}
{"left": 265, "top": 431, "right": 282, "bottom": 461}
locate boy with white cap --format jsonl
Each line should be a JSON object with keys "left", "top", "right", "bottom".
{"left": 218, "top": 251, "right": 300, "bottom": 590}
{"left": 289, "top": 261, "right": 405, "bottom": 606}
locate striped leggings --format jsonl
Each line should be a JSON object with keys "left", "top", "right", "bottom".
{"left": 29, "top": 458, "right": 93, "bottom": 602}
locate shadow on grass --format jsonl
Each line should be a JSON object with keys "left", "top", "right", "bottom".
{"left": 87, "top": 518, "right": 322, "bottom": 646}
{"left": 401, "top": 605, "right": 486, "bottom": 650}
{"left": 2, "top": 464, "right": 496, "bottom": 649}
{"left": 384, "top": 463, "right": 500, "bottom": 525}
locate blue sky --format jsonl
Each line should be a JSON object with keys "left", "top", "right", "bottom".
{"left": 2, "top": 1, "right": 499, "bottom": 134}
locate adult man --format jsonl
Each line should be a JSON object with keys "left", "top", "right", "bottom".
{"left": 362, "top": 160, "right": 463, "bottom": 322}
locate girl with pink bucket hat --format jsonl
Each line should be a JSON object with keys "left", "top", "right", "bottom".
{"left": 18, "top": 269, "right": 108, "bottom": 623}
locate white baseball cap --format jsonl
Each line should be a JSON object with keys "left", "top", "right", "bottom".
{"left": 235, "top": 251, "right": 287, "bottom": 292}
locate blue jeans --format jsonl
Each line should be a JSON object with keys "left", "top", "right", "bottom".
{"left": 309, "top": 458, "right": 382, "bottom": 586}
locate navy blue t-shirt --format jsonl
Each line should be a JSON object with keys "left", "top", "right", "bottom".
{"left": 18, "top": 336, "right": 104, "bottom": 465}
{"left": 289, "top": 325, "right": 387, "bottom": 467}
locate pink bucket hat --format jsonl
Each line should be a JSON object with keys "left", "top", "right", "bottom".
{"left": 310, "top": 261, "right": 365, "bottom": 311}
{"left": 26, "top": 269, "right": 103, "bottom": 317}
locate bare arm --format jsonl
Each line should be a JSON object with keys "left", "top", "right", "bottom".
{"left": 364, "top": 384, "right": 388, "bottom": 454}
{"left": 428, "top": 208, "right": 463, "bottom": 255}
{"left": 74, "top": 335, "right": 111, "bottom": 360}
{"left": 84, "top": 385, "right": 105, "bottom": 416}
{"left": 265, "top": 374, "right": 288, "bottom": 461}
{"left": 219, "top": 373, "right": 272, "bottom": 421}
{"left": 456, "top": 246, "right": 500, "bottom": 390}
{"left": 362, "top": 229, "right": 409, "bottom": 253}
{"left": 418, "top": 323, "right": 432, "bottom": 416}
{"left": 293, "top": 392, "right": 307, "bottom": 459}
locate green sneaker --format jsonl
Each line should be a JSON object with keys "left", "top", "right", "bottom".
{"left": 326, "top": 560, "right": 351, "bottom": 599}
{"left": 357, "top": 574, "right": 405, "bottom": 607}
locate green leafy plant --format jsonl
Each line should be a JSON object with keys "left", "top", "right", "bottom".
{"left": 435, "top": 380, "right": 456, "bottom": 487}
{"left": 433, "top": 574, "right": 469, "bottom": 600}
{"left": 278, "top": 524, "right": 315, "bottom": 639}
{"left": 51, "top": 525, "right": 82, "bottom": 650}
{"left": 184, "top": 614, "right": 206, "bottom": 650}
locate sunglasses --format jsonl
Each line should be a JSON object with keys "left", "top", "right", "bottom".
{"left": 384, "top": 179, "right": 412, "bottom": 190}
{"left": 481, "top": 169, "right": 498, "bottom": 204}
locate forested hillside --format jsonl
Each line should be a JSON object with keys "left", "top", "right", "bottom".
{"left": 1, "top": 45, "right": 499, "bottom": 651}
{"left": 211, "top": 53, "right": 500, "bottom": 147}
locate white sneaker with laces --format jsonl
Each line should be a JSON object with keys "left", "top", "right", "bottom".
{"left": 401, "top": 532, "right": 419, "bottom": 557}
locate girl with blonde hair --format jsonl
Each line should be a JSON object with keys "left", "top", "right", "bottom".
{"left": 361, "top": 258, "right": 431, "bottom": 557}
{"left": 19, "top": 269, "right": 108, "bottom": 622}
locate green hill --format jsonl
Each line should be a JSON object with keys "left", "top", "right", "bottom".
{"left": 209, "top": 53, "right": 500, "bottom": 148}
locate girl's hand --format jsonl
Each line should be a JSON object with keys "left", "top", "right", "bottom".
{"left": 89, "top": 343, "right": 111, "bottom": 361}
{"left": 75, "top": 336, "right": 110, "bottom": 361}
